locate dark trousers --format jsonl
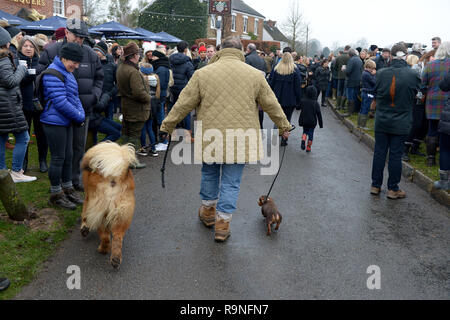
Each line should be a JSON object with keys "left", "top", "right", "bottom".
{"left": 42, "top": 124, "right": 73, "bottom": 191}
{"left": 282, "top": 106, "right": 295, "bottom": 123}
{"left": 405, "top": 104, "right": 428, "bottom": 143}
{"left": 171, "top": 90, "right": 191, "bottom": 131}
{"left": 303, "top": 127, "right": 315, "bottom": 141}
{"left": 316, "top": 88, "right": 326, "bottom": 106}
{"left": 371, "top": 131, "right": 406, "bottom": 191}
{"left": 428, "top": 119, "right": 440, "bottom": 137}
{"left": 23, "top": 109, "right": 48, "bottom": 163}
{"left": 337, "top": 79, "right": 346, "bottom": 97}
{"left": 72, "top": 117, "right": 89, "bottom": 187}
{"left": 440, "top": 133, "right": 450, "bottom": 170}
{"left": 259, "top": 110, "right": 264, "bottom": 129}
{"left": 123, "top": 120, "right": 145, "bottom": 147}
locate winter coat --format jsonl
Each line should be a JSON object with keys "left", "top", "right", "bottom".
{"left": 438, "top": 71, "right": 450, "bottom": 135}
{"left": 361, "top": 70, "right": 376, "bottom": 93}
{"left": 298, "top": 86, "right": 323, "bottom": 129}
{"left": 245, "top": 50, "right": 266, "bottom": 73}
{"left": 0, "top": 48, "right": 28, "bottom": 134}
{"left": 116, "top": 60, "right": 151, "bottom": 122}
{"left": 160, "top": 48, "right": 292, "bottom": 163}
{"left": 345, "top": 55, "right": 363, "bottom": 88}
{"left": 89, "top": 57, "right": 118, "bottom": 128}
{"left": 18, "top": 51, "right": 39, "bottom": 112}
{"left": 169, "top": 52, "right": 194, "bottom": 94}
{"left": 374, "top": 59, "right": 421, "bottom": 135}
{"left": 331, "top": 59, "right": 339, "bottom": 79}
{"left": 197, "top": 57, "right": 209, "bottom": 70}
{"left": 314, "top": 66, "right": 330, "bottom": 91}
{"left": 375, "top": 56, "right": 390, "bottom": 71}
{"left": 40, "top": 56, "right": 85, "bottom": 127}
{"left": 152, "top": 56, "right": 170, "bottom": 99}
{"left": 269, "top": 68, "right": 302, "bottom": 107}
{"left": 37, "top": 39, "right": 104, "bottom": 116}
{"left": 335, "top": 52, "right": 350, "bottom": 80}
{"left": 421, "top": 58, "right": 450, "bottom": 120}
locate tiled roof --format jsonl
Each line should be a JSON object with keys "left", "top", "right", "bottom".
{"left": 263, "top": 21, "right": 289, "bottom": 42}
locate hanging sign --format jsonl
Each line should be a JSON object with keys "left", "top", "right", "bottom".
{"left": 209, "top": 1, "right": 231, "bottom": 15}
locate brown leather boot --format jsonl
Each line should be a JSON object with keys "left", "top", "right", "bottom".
{"left": 63, "top": 187, "right": 84, "bottom": 205}
{"left": 49, "top": 192, "right": 77, "bottom": 210}
{"left": 199, "top": 205, "right": 216, "bottom": 227}
{"left": 214, "top": 217, "right": 231, "bottom": 242}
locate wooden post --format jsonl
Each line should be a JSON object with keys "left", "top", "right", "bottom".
{"left": 0, "top": 169, "right": 29, "bottom": 221}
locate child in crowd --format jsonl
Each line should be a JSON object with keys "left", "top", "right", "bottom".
{"left": 359, "top": 59, "right": 377, "bottom": 130}
{"left": 138, "top": 62, "right": 160, "bottom": 157}
{"left": 298, "top": 86, "right": 323, "bottom": 152}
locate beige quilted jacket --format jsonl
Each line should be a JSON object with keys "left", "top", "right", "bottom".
{"left": 160, "top": 48, "right": 291, "bottom": 163}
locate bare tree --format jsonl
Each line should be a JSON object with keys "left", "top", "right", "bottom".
{"left": 83, "top": 0, "right": 108, "bottom": 25}
{"left": 355, "top": 37, "right": 369, "bottom": 49}
{"left": 282, "top": 0, "right": 306, "bottom": 52}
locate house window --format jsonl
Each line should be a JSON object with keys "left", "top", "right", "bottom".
{"left": 210, "top": 15, "right": 215, "bottom": 29}
{"left": 231, "top": 14, "right": 236, "bottom": 32}
{"left": 254, "top": 18, "right": 258, "bottom": 35}
{"left": 53, "top": 0, "right": 65, "bottom": 17}
{"left": 243, "top": 16, "right": 248, "bottom": 33}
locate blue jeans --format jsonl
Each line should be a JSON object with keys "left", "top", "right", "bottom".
{"left": 428, "top": 119, "right": 439, "bottom": 137}
{"left": 303, "top": 127, "right": 315, "bottom": 141}
{"left": 93, "top": 118, "right": 122, "bottom": 144}
{"left": 371, "top": 132, "right": 406, "bottom": 191}
{"left": 346, "top": 86, "right": 358, "bottom": 102}
{"left": 360, "top": 92, "right": 374, "bottom": 115}
{"left": 141, "top": 117, "right": 156, "bottom": 151}
{"left": 337, "top": 79, "right": 346, "bottom": 97}
{"left": 200, "top": 163, "right": 246, "bottom": 214}
{"left": 105, "top": 100, "right": 115, "bottom": 120}
{"left": 157, "top": 97, "right": 166, "bottom": 126}
{"left": 0, "top": 130, "right": 30, "bottom": 172}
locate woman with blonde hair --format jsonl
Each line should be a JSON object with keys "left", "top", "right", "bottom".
{"left": 269, "top": 52, "right": 302, "bottom": 146}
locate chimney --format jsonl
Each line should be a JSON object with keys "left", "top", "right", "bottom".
{"left": 267, "top": 20, "right": 277, "bottom": 28}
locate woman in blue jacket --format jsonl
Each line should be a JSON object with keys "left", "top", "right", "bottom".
{"left": 40, "top": 43, "right": 85, "bottom": 210}
{"left": 269, "top": 52, "right": 302, "bottom": 146}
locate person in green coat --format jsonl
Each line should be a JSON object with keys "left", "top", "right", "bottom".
{"left": 370, "top": 43, "right": 421, "bottom": 199}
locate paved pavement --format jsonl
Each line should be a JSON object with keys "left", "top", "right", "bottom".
{"left": 15, "top": 107, "right": 450, "bottom": 299}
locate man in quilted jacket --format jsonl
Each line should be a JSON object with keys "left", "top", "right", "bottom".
{"left": 161, "top": 37, "right": 291, "bottom": 242}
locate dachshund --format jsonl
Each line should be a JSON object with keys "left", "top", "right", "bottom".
{"left": 258, "top": 196, "right": 282, "bottom": 236}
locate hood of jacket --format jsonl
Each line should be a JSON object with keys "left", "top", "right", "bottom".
{"left": 170, "top": 52, "right": 192, "bottom": 66}
{"left": 152, "top": 55, "right": 170, "bottom": 71}
{"left": 305, "top": 85, "right": 318, "bottom": 99}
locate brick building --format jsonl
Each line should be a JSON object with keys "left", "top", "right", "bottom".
{"left": 207, "top": 0, "right": 265, "bottom": 41}
{"left": 1, "top": 0, "right": 84, "bottom": 20}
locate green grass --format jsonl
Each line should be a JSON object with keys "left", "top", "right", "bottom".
{"left": 0, "top": 132, "right": 83, "bottom": 300}
{"left": 331, "top": 98, "right": 441, "bottom": 182}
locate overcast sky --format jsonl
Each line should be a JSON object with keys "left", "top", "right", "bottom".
{"left": 242, "top": 0, "right": 450, "bottom": 49}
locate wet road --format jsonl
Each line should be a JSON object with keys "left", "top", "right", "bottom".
{"left": 15, "top": 107, "right": 450, "bottom": 299}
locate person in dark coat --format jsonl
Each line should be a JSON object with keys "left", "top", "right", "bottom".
{"left": 434, "top": 71, "right": 450, "bottom": 190}
{"left": 370, "top": 44, "right": 421, "bottom": 199}
{"left": 298, "top": 86, "right": 323, "bottom": 152}
{"left": 314, "top": 59, "right": 331, "bottom": 107}
{"left": 89, "top": 41, "right": 121, "bottom": 145}
{"left": 152, "top": 47, "right": 170, "bottom": 126}
{"left": 375, "top": 48, "right": 391, "bottom": 71}
{"left": 169, "top": 41, "right": 195, "bottom": 141}
{"left": 344, "top": 49, "right": 363, "bottom": 116}
{"left": 335, "top": 46, "right": 351, "bottom": 109}
{"left": 37, "top": 18, "right": 104, "bottom": 192}
{"left": 359, "top": 59, "right": 377, "bottom": 129}
{"left": 245, "top": 43, "right": 266, "bottom": 73}
{"left": 269, "top": 52, "right": 302, "bottom": 146}
{"left": 0, "top": 26, "right": 36, "bottom": 183}
{"left": 18, "top": 36, "right": 49, "bottom": 173}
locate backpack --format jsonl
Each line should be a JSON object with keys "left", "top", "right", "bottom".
{"left": 34, "top": 68, "right": 65, "bottom": 111}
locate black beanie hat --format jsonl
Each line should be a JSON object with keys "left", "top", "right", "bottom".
{"left": 60, "top": 42, "right": 83, "bottom": 63}
{"left": 94, "top": 41, "right": 108, "bottom": 56}
{"left": 5, "top": 26, "right": 21, "bottom": 39}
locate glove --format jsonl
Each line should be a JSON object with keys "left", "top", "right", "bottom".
{"left": 159, "top": 131, "right": 169, "bottom": 141}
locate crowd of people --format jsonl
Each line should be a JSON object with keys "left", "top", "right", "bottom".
{"left": 0, "top": 16, "right": 449, "bottom": 244}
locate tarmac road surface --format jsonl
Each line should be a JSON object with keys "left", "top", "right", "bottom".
{"left": 15, "top": 107, "right": 450, "bottom": 299}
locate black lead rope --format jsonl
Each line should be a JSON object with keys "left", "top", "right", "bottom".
{"left": 160, "top": 136, "right": 172, "bottom": 189}
{"left": 264, "top": 125, "right": 296, "bottom": 202}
